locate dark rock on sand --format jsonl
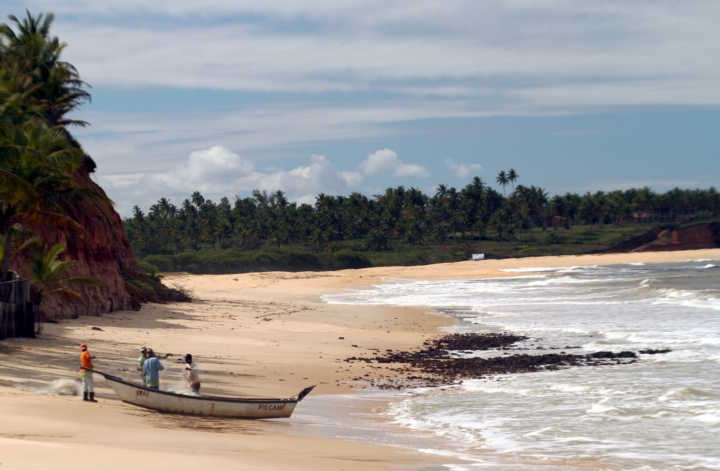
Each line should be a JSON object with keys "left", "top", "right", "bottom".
{"left": 429, "top": 333, "right": 527, "bottom": 351}
{"left": 589, "top": 351, "right": 637, "bottom": 359}
{"left": 346, "top": 333, "right": 669, "bottom": 389}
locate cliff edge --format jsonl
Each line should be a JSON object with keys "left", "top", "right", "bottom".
{"left": 632, "top": 222, "right": 720, "bottom": 252}
{"left": 12, "top": 162, "right": 142, "bottom": 319}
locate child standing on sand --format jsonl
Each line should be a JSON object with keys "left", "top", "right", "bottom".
{"left": 79, "top": 343, "right": 97, "bottom": 402}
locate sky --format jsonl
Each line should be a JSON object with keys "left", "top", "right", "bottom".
{"left": 7, "top": 0, "right": 720, "bottom": 215}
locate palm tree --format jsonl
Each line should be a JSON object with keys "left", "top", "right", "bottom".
{"left": 0, "top": 68, "right": 37, "bottom": 125}
{"left": 496, "top": 170, "right": 508, "bottom": 195}
{"left": 0, "top": 119, "right": 84, "bottom": 277}
{"left": 0, "top": 224, "right": 35, "bottom": 264}
{"left": 26, "top": 242, "right": 97, "bottom": 305}
{"left": 1, "top": 11, "right": 95, "bottom": 279}
{"left": 508, "top": 168, "right": 518, "bottom": 190}
{"left": 0, "top": 10, "right": 91, "bottom": 128}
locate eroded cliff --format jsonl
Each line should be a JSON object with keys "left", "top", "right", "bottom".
{"left": 12, "top": 162, "right": 140, "bottom": 319}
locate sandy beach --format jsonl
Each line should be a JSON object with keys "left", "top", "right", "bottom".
{"left": 1, "top": 248, "right": 720, "bottom": 470}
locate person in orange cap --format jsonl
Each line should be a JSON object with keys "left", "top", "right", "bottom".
{"left": 79, "top": 343, "right": 97, "bottom": 402}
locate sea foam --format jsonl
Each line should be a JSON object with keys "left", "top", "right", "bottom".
{"left": 329, "top": 260, "right": 720, "bottom": 469}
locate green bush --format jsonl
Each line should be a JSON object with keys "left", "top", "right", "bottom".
{"left": 144, "top": 254, "right": 175, "bottom": 272}
{"left": 331, "top": 250, "right": 372, "bottom": 269}
{"left": 137, "top": 259, "right": 159, "bottom": 274}
{"left": 547, "top": 232, "right": 564, "bottom": 244}
{"left": 136, "top": 223, "right": 666, "bottom": 274}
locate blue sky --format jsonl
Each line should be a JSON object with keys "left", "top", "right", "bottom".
{"left": 7, "top": 1, "right": 720, "bottom": 214}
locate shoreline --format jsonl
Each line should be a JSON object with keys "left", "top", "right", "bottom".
{"left": 1, "top": 248, "right": 720, "bottom": 469}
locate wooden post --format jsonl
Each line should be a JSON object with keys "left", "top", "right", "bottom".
{"left": 22, "top": 302, "right": 35, "bottom": 338}
{"left": 0, "top": 302, "right": 7, "bottom": 340}
{"left": 0, "top": 276, "right": 34, "bottom": 339}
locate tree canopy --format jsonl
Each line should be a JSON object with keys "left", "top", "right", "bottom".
{"left": 1, "top": 11, "right": 91, "bottom": 128}
{"left": 125, "top": 183, "right": 720, "bottom": 258}
{"left": 0, "top": 10, "right": 90, "bottom": 277}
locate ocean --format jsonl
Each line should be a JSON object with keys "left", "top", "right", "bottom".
{"left": 322, "top": 259, "right": 720, "bottom": 470}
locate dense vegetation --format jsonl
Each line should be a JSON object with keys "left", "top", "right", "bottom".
{"left": 1, "top": 11, "right": 182, "bottom": 305}
{"left": 0, "top": 11, "right": 92, "bottom": 284}
{"left": 127, "top": 184, "right": 720, "bottom": 273}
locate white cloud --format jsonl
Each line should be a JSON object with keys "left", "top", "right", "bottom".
{"left": 31, "top": 0, "right": 719, "bottom": 106}
{"left": 74, "top": 100, "right": 503, "bottom": 178}
{"left": 53, "top": 22, "right": 718, "bottom": 99}
{"left": 340, "top": 170, "right": 364, "bottom": 186}
{"left": 446, "top": 159, "right": 483, "bottom": 179}
{"left": 187, "top": 145, "right": 253, "bottom": 180}
{"left": 99, "top": 146, "right": 362, "bottom": 214}
{"left": 37, "top": 0, "right": 720, "bottom": 204}
{"left": 15, "top": 0, "right": 719, "bottom": 212}
{"left": 512, "top": 80, "right": 720, "bottom": 108}
{"left": 95, "top": 145, "right": 431, "bottom": 214}
{"left": 252, "top": 154, "right": 346, "bottom": 197}
{"left": 360, "top": 148, "right": 429, "bottom": 178}
{"left": 99, "top": 172, "right": 145, "bottom": 188}
{"left": 155, "top": 146, "right": 251, "bottom": 193}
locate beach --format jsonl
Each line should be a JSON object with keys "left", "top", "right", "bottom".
{"left": 2, "top": 248, "right": 720, "bottom": 470}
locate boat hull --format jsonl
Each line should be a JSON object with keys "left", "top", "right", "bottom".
{"left": 101, "top": 373, "right": 309, "bottom": 419}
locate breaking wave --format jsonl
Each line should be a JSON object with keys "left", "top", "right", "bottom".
{"left": 328, "top": 259, "right": 720, "bottom": 469}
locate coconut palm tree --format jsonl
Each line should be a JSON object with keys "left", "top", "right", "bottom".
{"left": 26, "top": 241, "right": 97, "bottom": 305}
{"left": 1, "top": 11, "right": 93, "bottom": 279}
{"left": 0, "top": 119, "right": 84, "bottom": 277}
{"left": 0, "top": 10, "right": 91, "bottom": 128}
{"left": 0, "top": 225, "right": 34, "bottom": 265}
{"left": 508, "top": 168, "right": 518, "bottom": 190}
{"left": 0, "top": 70, "right": 37, "bottom": 125}
{"left": 496, "top": 170, "right": 509, "bottom": 195}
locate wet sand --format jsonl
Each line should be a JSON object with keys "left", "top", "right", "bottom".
{"left": 1, "top": 248, "right": 719, "bottom": 470}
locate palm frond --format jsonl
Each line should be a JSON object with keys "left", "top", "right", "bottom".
{"left": 51, "top": 286, "right": 83, "bottom": 300}
{"left": 17, "top": 235, "right": 41, "bottom": 252}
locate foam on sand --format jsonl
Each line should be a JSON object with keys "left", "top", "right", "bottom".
{"left": 17, "top": 378, "right": 81, "bottom": 396}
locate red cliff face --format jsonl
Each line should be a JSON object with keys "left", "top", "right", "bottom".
{"left": 633, "top": 223, "right": 720, "bottom": 252}
{"left": 12, "top": 165, "right": 139, "bottom": 319}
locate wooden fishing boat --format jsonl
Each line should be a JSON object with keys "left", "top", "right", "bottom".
{"left": 95, "top": 371, "right": 315, "bottom": 419}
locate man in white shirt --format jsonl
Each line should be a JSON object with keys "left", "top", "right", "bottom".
{"left": 184, "top": 353, "right": 201, "bottom": 394}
